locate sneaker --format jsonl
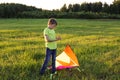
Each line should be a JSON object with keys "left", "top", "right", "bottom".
{"left": 50, "top": 72, "right": 57, "bottom": 79}
{"left": 50, "top": 74, "right": 53, "bottom": 79}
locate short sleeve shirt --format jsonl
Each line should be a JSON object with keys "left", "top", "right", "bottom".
{"left": 44, "top": 27, "right": 57, "bottom": 49}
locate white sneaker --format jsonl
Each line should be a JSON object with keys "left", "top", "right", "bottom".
{"left": 50, "top": 74, "right": 53, "bottom": 79}
{"left": 50, "top": 72, "right": 57, "bottom": 79}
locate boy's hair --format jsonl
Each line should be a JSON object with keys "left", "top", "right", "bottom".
{"left": 48, "top": 18, "right": 57, "bottom": 25}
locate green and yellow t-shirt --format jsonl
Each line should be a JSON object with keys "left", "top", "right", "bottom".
{"left": 43, "top": 27, "right": 57, "bottom": 49}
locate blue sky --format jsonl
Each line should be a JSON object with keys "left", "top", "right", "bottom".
{"left": 0, "top": 0, "right": 114, "bottom": 10}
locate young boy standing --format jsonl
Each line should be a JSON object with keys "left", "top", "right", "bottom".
{"left": 40, "top": 18, "right": 61, "bottom": 76}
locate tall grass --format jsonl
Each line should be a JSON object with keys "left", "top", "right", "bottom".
{"left": 0, "top": 19, "right": 120, "bottom": 80}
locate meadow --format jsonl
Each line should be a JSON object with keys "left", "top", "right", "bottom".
{"left": 0, "top": 19, "right": 120, "bottom": 80}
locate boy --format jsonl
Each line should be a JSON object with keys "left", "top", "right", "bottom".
{"left": 40, "top": 18, "right": 61, "bottom": 76}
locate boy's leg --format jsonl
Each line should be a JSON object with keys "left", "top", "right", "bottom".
{"left": 51, "top": 49, "right": 56, "bottom": 74}
{"left": 40, "top": 48, "right": 51, "bottom": 74}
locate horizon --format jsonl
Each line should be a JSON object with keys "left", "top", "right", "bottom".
{"left": 0, "top": 0, "right": 114, "bottom": 10}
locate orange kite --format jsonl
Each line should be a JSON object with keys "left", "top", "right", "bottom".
{"left": 56, "top": 45, "right": 79, "bottom": 70}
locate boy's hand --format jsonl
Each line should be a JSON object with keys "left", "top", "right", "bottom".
{"left": 56, "top": 36, "right": 61, "bottom": 41}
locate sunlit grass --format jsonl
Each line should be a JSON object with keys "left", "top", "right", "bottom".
{"left": 0, "top": 19, "right": 120, "bottom": 80}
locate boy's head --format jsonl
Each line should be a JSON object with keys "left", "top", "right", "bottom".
{"left": 48, "top": 18, "right": 57, "bottom": 29}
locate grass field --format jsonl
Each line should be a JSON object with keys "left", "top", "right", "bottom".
{"left": 0, "top": 19, "right": 120, "bottom": 80}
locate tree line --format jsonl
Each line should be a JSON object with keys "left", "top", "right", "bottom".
{"left": 0, "top": 0, "right": 120, "bottom": 19}
{"left": 60, "top": 1, "right": 120, "bottom": 14}
{"left": 0, "top": 3, "right": 42, "bottom": 18}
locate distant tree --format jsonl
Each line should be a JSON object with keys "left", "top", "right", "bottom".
{"left": 113, "top": 0, "right": 120, "bottom": 14}
{"left": 68, "top": 4, "right": 73, "bottom": 12}
{"left": 72, "top": 4, "right": 80, "bottom": 12}
{"left": 91, "top": 2, "right": 103, "bottom": 12}
{"left": 102, "top": 3, "right": 110, "bottom": 13}
{"left": 113, "top": 0, "right": 120, "bottom": 4}
{"left": 80, "top": 2, "right": 87, "bottom": 11}
{"left": 60, "top": 4, "right": 67, "bottom": 12}
{"left": 87, "top": 3, "right": 92, "bottom": 12}
{"left": 0, "top": 4, "right": 4, "bottom": 18}
{"left": 0, "top": 3, "right": 42, "bottom": 18}
{"left": 80, "top": 2, "right": 92, "bottom": 12}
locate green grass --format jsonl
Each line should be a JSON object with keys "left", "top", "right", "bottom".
{"left": 0, "top": 19, "right": 120, "bottom": 80}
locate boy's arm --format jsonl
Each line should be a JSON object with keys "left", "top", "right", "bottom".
{"left": 45, "top": 35, "right": 61, "bottom": 42}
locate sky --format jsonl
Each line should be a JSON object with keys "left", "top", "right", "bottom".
{"left": 0, "top": 0, "right": 114, "bottom": 10}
